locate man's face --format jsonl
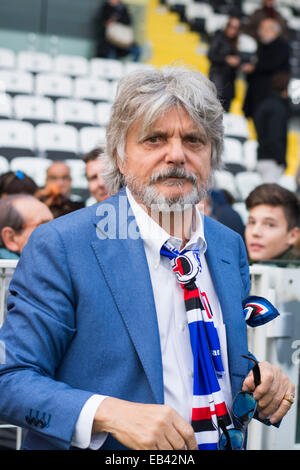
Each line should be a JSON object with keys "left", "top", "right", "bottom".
{"left": 118, "top": 107, "right": 212, "bottom": 209}
{"left": 46, "top": 163, "right": 72, "bottom": 196}
{"left": 258, "top": 19, "right": 278, "bottom": 44}
{"left": 86, "top": 159, "right": 108, "bottom": 202}
{"left": 245, "top": 204, "right": 299, "bottom": 261}
{"left": 11, "top": 198, "right": 53, "bottom": 252}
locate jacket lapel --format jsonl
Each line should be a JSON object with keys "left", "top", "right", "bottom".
{"left": 91, "top": 191, "right": 164, "bottom": 404}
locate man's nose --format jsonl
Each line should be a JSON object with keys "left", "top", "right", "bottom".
{"left": 165, "top": 139, "right": 186, "bottom": 165}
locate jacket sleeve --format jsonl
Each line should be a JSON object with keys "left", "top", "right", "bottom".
{"left": 0, "top": 223, "right": 94, "bottom": 449}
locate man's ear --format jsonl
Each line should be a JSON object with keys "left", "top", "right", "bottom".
{"left": 1, "top": 227, "right": 19, "bottom": 253}
{"left": 116, "top": 153, "right": 126, "bottom": 175}
{"left": 287, "top": 226, "right": 300, "bottom": 246}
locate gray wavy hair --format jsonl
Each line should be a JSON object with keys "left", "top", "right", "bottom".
{"left": 102, "top": 65, "right": 224, "bottom": 195}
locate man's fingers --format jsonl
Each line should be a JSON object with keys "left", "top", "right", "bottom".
{"left": 173, "top": 414, "right": 198, "bottom": 450}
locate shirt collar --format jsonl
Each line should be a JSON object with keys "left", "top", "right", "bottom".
{"left": 126, "top": 187, "right": 207, "bottom": 264}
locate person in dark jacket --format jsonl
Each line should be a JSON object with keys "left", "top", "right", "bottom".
{"left": 242, "top": 17, "right": 290, "bottom": 119}
{"left": 94, "top": 0, "right": 141, "bottom": 61}
{"left": 254, "top": 71, "right": 290, "bottom": 182}
{"left": 208, "top": 16, "right": 242, "bottom": 112}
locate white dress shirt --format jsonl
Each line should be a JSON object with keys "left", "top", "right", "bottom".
{"left": 71, "top": 188, "right": 233, "bottom": 449}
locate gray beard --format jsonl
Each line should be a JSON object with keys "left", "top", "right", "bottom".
{"left": 124, "top": 167, "right": 210, "bottom": 212}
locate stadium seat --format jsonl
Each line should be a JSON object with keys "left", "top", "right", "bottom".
{"left": 0, "top": 119, "right": 35, "bottom": 160}
{"left": 0, "top": 48, "right": 16, "bottom": 69}
{"left": 243, "top": 140, "right": 258, "bottom": 171}
{"left": 10, "top": 156, "right": 52, "bottom": 187}
{"left": 17, "top": 51, "right": 53, "bottom": 74}
{"left": 212, "top": 169, "right": 239, "bottom": 200}
{"left": 0, "top": 70, "right": 34, "bottom": 96}
{"left": 0, "top": 93, "right": 13, "bottom": 118}
{"left": 90, "top": 58, "right": 124, "bottom": 81}
{"left": 235, "top": 171, "right": 263, "bottom": 200}
{"left": 35, "top": 123, "right": 79, "bottom": 160}
{"left": 0, "top": 155, "right": 9, "bottom": 173}
{"left": 79, "top": 126, "right": 106, "bottom": 155}
{"left": 53, "top": 54, "right": 89, "bottom": 77}
{"left": 95, "top": 102, "right": 112, "bottom": 127}
{"left": 73, "top": 77, "right": 112, "bottom": 102}
{"left": 35, "top": 73, "right": 73, "bottom": 100}
{"left": 55, "top": 98, "right": 95, "bottom": 129}
{"left": 65, "top": 158, "right": 88, "bottom": 189}
{"left": 223, "top": 113, "right": 250, "bottom": 142}
{"left": 232, "top": 202, "right": 249, "bottom": 225}
{"left": 223, "top": 138, "right": 244, "bottom": 163}
{"left": 123, "top": 62, "right": 154, "bottom": 75}
{"left": 278, "top": 174, "right": 297, "bottom": 192}
{"left": 205, "top": 13, "right": 228, "bottom": 36}
{"left": 13, "top": 94, "right": 54, "bottom": 125}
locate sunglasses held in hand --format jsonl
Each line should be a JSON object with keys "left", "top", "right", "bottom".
{"left": 218, "top": 355, "right": 261, "bottom": 450}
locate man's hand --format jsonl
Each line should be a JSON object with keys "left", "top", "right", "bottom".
{"left": 242, "top": 361, "right": 295, "bottom": 424}
{"left": 93, "top": 397, "right": 198, "bottom": 450}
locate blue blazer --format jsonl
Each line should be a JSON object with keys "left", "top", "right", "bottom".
{"left": 0, "top": 189, "right": 251, "bottom": 450}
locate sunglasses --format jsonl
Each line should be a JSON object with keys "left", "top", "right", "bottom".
{"left": 218, "top": 355, "right": 261, "bottom": 450}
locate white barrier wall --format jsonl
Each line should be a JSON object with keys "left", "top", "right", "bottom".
{"left": 247, "top": 264, "right": 300, "bottom": 450}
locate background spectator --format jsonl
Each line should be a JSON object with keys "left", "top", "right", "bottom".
{"left": 94, "top": 0, "right": 141, "bottom": 62}
{"left": 254, "top": 71, "right": 290, "bottom": 183}
{"left": 208, "top": 16, "right": 242, "bottom": 112}
{"left": 83, "top": 148, "right": 109, "bottom": 204}
{"left": 0, "top": 171, "right": 38, "bottom": 199}
{"left": 244, "top": 0, "right": 288, "bottom": 40}
{"left": 242, "top": 17, "right": 290, "bottom": 119}
{"left": 245, "top": 183, "right": 300, "bottom": 264}
{"left": 0, "top": 194, "right": 53, "bottom": 259}
{"left": 35, "top": 162, "right": 84, "bottom": 218}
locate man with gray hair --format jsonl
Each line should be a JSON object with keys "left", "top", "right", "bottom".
{"left": 0, "top": 66, "right": 294, "bottom": 451}
{"left": 0, "top": 194, "right": 53, "bottom": 259}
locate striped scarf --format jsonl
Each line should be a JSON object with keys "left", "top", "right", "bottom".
{"left": 160, "top": 241, "right": 231, "bottom": 449}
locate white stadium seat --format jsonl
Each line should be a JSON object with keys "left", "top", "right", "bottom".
{"left": 0, "top": 48, "right": 16, "bottom": 69}
{"left": 223, "top": 113, "right": 250, "bottom": 141}
{"left": 212, "top": 170, "right": 239, "bottom": 200}
{"left": 36, "top": 123, "right": 79, "bottom": 160}
{"left": 235, "top": 171, "right": 263, "bottom": 200}
{"left": 13, "top": 94, "right": 54, "bottom": 125}
{"left": 0, "top": 70, "right": 34, "bottom": 95}
{"left": 222, "top": 138, "right": 244, "bottom": 165}
{"left": 79, "top": 126, "right": 106, "bottom": 155}
{"left": 90, "top": 58, "right": 124, "bottom": 80}
{"left": 17, "top": 51, "right": 53, "bottom": 74}
{"left": 0, "top": 155, "right": 9, "bottom": 174}
{"left": 0, "top": 119, "right": 35, "bottom": 160}
{"left": 73, "top": 77, "right": 112, "bottom": 102}
{"left": 53, "top": 54, "right": 89, "bottom": 77}
{"left": 35, "top": 73, "right": 73, "bottom": 100}
{"left": 205, "top": 13, "right": 228, "bottom": 36}
{"left": 0, "top": 93, "right": 13, "bottom": 118}
{"left": 243, "top": 140, "right": 258, "bottom": 171}
{"left": 55, "top": 98, "right": 95, "bottom": 129}
{"left": 95, "top": 102, "right": 112, "bottom": 127}
{"left": 10, "top": 156, "right": 52, "bottom": 187}
{"left": 65, "top": 158, "right": 88, "bottom": 189}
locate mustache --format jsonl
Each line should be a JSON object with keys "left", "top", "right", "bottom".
{"left": 149, "top": 167, "right": 197, "bottom": 185}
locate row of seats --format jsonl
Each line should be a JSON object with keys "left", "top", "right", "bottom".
{"left": 0, "top": 49, "right": 151, "bottom": 79}
{"left": 0, "top": 69, "right": 118, "bottom": 103}
{"left": 0, "top": 119, "right": 105, "bottom": 160}
{"left": 0, "top": 93, "right": 112, "bottom": 128}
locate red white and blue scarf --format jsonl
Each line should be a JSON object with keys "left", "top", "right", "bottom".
{"left": 160, "top": 241, "right": 231, "bottom": 449}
